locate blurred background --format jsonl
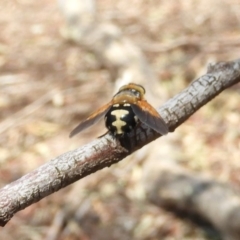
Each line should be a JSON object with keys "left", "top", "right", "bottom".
{"left": 0, "top": 0, "right": 240, "bottom": 239}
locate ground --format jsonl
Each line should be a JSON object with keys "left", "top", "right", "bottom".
{"left": 0, "top": 0, "right": 240, "bottom": 239}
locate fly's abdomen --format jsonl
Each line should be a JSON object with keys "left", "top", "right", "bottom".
{"left": 105, "top": 103, "right": 138, "bottom": 136}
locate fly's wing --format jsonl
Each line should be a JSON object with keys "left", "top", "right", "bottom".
{"left": 131, "top": 101, "right": 168, "bottom": 135}
{"left": 69, "top": 103, "right": 111, "bottom": 138}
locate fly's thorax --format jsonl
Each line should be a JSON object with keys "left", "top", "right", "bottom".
{"left": 104, "top": 103, "right": 139, "bottom": 136}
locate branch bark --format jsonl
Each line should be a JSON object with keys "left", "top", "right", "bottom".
{"left": 0, "top": 59, "right": 239, "bottom": 226}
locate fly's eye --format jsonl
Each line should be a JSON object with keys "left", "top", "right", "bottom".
{"left": 131, "top": 89, "right": 140, "bottom": 97}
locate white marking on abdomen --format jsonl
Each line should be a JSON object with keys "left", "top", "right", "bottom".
{"left": 111, "top": 109, "right": 128, "bottom": 134}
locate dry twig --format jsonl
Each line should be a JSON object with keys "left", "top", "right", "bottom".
{"left": 0, "top": 59, "right": 239, "bottom": 227}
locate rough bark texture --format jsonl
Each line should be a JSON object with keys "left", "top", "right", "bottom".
{"left": 0, "top": 59, "right": 239, "bottom": 226}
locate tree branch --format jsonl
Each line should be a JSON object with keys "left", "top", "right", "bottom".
{"left": 0, "top": 59, "right": 239, "bottom": 226}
